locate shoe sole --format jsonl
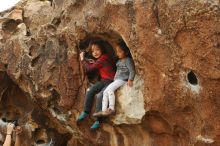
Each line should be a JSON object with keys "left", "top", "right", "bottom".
{"left": 90, "top": 127, "right": 100, "bottom": 131}
{"left": 93, "top": 114, "right": 103, "bottom": 118}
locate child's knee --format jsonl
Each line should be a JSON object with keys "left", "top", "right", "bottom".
{"left": 103, "top": 90, "right": 109, "bottom": 96}
{"left": 108, "top": 90, "right": 114, "bottom": 96}
{"left": 96, "top": 92, "right": 103, "bottom": 99}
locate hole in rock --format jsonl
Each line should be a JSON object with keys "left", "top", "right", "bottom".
{"left": 47, "top": 129, "right": 72, "bottom": 146}
{"left": 1, "top": 118, "right": 7, "bottom": 122}
{"left": 52, "top": 107, "right": 62, "bottom": 115}
{"left": 4, "top": 64, "right": 8, "bottom": 69}
{"left": 34, "top": 128, "right": 48, "bottom": 144}
{"left": 36, "top": 139, "right": 46, "bottom": 144}
{"left": 31, "top": 55, "right": 41, "bottom": 67}
{"left": 187, "top": 71, "right": 198, "bottom": 85}
{"left": 29, "top": 44, "right": 40, "bottom": 57}
{"left": 2, "top": 19, "right": 20, "bottom": 33}
{"left": 34, "top": 128, "right": 71, "bottom": 146}
{"left": 52, "top": 17, "right": 61, "bottom": 27}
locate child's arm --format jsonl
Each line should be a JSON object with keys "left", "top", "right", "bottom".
{"left": 80, "top": 52, "right": 85, "bottom": 61}
{"left": 3, "top": 123, "right": 14, "bottom": 146}
{"left": 126, "top": 58, "right": 136, "bottom": 87}
{"left": 15, "top": 126, "right": 22, "bottom": 146}
{"left": 80, "top": 52, "right": 104, "bottom": 72}
{"left": 82, "top": 60, "right": 102, "bottom": 72}
{"left": 127, "top": 80, "right": 133, "bottom": 87}
{"left": 82, "top": 56, "right": 107, "bottom": 72}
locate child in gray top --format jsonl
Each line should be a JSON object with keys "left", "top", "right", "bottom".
{"left": 114, "top": 57, "right": 135, "bottom": 81}
{"left": 93, "top": 40, "right": 136, "bottom": 117}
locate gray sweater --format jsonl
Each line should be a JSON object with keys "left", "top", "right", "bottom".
{"left": 114, "top": 57, "right": 136, "bottom": 81}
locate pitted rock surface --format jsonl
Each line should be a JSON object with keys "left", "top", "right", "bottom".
{"left": 0, "top": 0, "right": 220, "bottom": 146}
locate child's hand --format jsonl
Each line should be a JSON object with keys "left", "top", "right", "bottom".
{"left": 15, "top": 126, "right": 22, "bottom": 135}
{"left": 80, "top": 52, "right": 85, "bottom": 61}
{"left": 127, "top": 80, "right": 133, "bottom": 87}
{"left": 6, "top": 123, "right": 15, "bottom": 135}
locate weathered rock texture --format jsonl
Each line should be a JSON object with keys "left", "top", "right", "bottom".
{"left": 0, "top": 0, "right": 220, "bottom": 146}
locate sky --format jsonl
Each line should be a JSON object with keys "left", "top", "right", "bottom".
{"left": 0, "top": 0, "right": 21, "bottom": 12}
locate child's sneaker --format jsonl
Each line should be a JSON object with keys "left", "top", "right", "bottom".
{"left": 90, "top": 121, "right": 100, "bottom": 131}
{"left": 93, "top": 111, "right": 103, "bottom": 117}
{"left": 77, "top": 111, "right": 88, "bottom": 122}
{"left": 102, "top": 108, "right": 115, "bottom": 117}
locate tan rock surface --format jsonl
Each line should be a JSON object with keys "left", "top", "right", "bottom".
{"left": 112, "top": 75, "right": 146, "bottom": 125}
{"left": 0, "top": 0, "right": 219, "bottom": 145}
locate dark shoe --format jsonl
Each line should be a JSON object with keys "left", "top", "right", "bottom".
{"left": 77, "top": 111, "right": 88, "bottom": 122}
{"left": 90, "top": 121, "right": 100, "bottom": 131}
{"left": 102, "top": 108, "right": 116, "bottom": 117}
{"left": 93, "top": 111, "right": 103, "bottom": 117}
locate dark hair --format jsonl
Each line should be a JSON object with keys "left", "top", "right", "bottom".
{"left": 88, "top": 39, "right": 107, "bottom": 55}
{"left": 116, "top": 40, "right": 132, "bottom": 58}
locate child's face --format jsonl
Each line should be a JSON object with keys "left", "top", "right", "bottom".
{"left": 91, "top": 45, "right": 102, "bottom": 59}
{"left": 116, "top": 46, "right": 126, "bottom": 59}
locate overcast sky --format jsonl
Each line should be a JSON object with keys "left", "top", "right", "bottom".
{"left": 0, "top": 0, "right": 20, "bottom": 12}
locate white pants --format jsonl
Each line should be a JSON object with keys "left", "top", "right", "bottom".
{"left": 102, "top": 79, "right": 126, "bottom": 111}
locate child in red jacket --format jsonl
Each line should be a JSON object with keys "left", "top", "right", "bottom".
{"left": 77, "top": 40, "right": 116, "bottom": 130}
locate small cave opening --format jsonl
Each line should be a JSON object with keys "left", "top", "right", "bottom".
{"left": 36, "top": 139, "right": 46, "bottom": 144}
{"left": 34, "top": 128, "right": 71, "bottom": 146}
{"left": 187, "top": 71, "right": 198, "bottom": 85}
{"left": 51, "top": 16, "right": 61, "bottom": 27}
{"left": 2, "top": 19, "right": 20, "bottom": 33}
{"left": 78, "top": 31, "right": 133, "bottom": 82}
{"left": 4, "top": 64, "right": 8, "bottom": 69}
{"left": 34, "top": 128, "right": 48, "bottom": 145}
{"left": 1, "top": 118, "right": 7, "bottom": 122}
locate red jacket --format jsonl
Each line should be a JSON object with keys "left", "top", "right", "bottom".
{"left": 82, "top": 54, "right": 116, "bottom": 81}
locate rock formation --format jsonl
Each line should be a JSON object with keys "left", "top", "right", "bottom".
{"left": 0, "top": 0, "right": 220, "bottom": 145}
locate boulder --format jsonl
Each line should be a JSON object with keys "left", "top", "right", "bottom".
{"left": 112, "top": 75, "right": 146, "bottom": 124}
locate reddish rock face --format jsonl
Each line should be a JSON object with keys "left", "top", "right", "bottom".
{"left": 0, "top": 0, "right": 220, "bottom": 145}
